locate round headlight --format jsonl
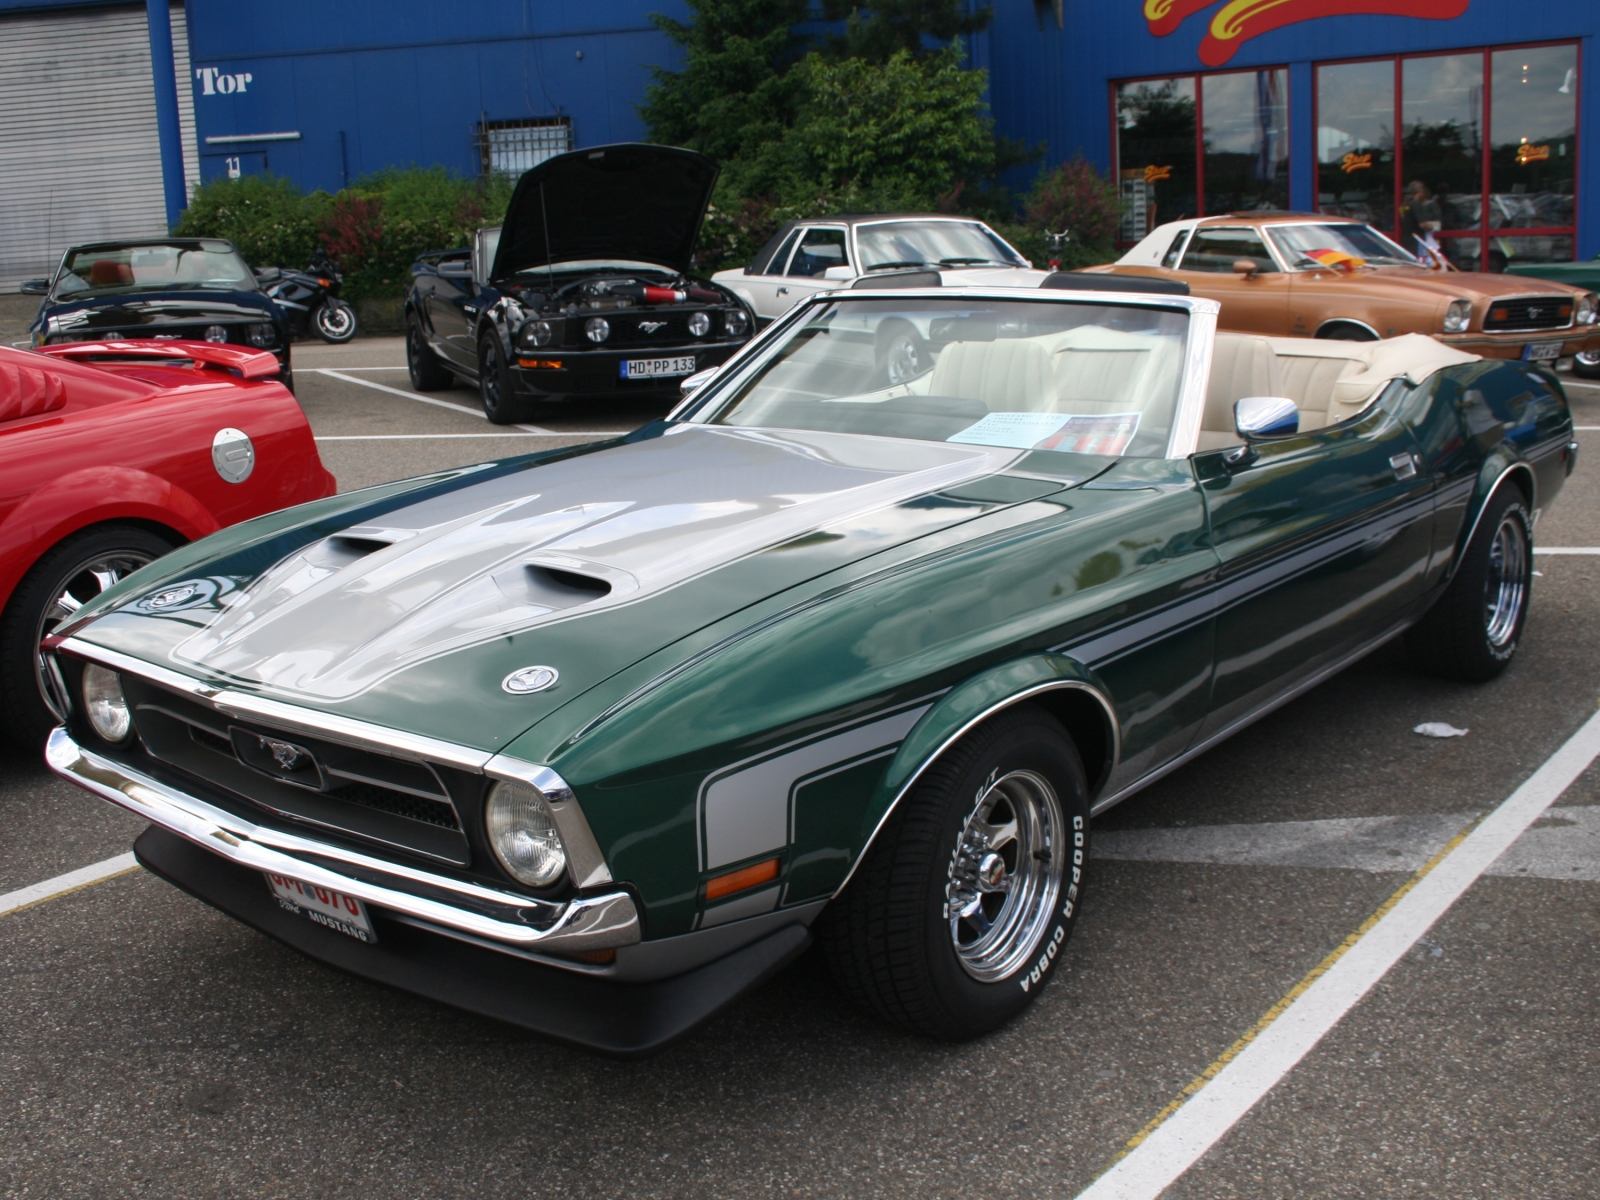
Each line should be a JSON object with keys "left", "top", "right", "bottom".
{"left": 1443, "top": 299, "right": 1472, "bottom": 334}
{"left": 204, "top": 325, "right": 229, "bottom": 343}
{"left": 1576, "top": 294, "right": 1598, "bottom": 326}
{"left": 485, "top": 781, "right": 568, "bottom": 887}
{"left": 246, "top": 322, "right": 276, "bottom": 348}
{"left": 82, "top": 664, "right": 131, "bottom": 743}
{"left": 101, "top": 330, "right": 122, "bottom": 341}
{"left": 725, "top": 308, "right": 749, "bottom": 337}
{"left": 688, "top": 311, "right": 711, "bottom": 337}
{"left": 521, "top": 319, "right": 554, "bottom": 347}
{"left": 585, "top": 317, "right": 610, "bottom": 344}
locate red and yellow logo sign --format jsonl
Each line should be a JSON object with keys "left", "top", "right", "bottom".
{"left": 1144, "top": 164, "right": 1174, "bottom": 182}
{"left": 1515, "top": 143, "right": 1551, "bottom": 165}
{"left": 1340, "top": 152, "right": 1373, "bottom": 173}
{"left": 1143, "top": 0, "right": 1470, "bottom": 66}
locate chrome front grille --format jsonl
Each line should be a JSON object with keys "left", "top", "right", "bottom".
{"left": 123, "top": 677, "right": 472, "bottom": 865}
{"left": 1482, "top": 296, "right": 1574, "bottom": 332}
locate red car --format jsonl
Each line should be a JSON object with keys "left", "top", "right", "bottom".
{"left": 0, "top": 340, "right": 335, "bottom": 749}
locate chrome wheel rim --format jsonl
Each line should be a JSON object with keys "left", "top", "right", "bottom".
{"left": 945, "top": 769, "right": 1067, "bottom": 982}
{"left": 33, "top": 550, "right": 155, "bottom": 717}
{"left": 884, "top": 334, "right": 925, "bottom": 385}
{"left": 1578, "top": 350, "right": 1600, "bottom": 366}
{"left": 316, "top": 303, "right": 353, "bottom": 339}
{"left": 1484, "top": 512, "right": 1528, "bottom": 650}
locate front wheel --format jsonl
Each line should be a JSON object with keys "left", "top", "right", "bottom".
{"left": 818, "top": 704, "right": 1089, "bottom": 1040}
{"left": 1572, "top": 350, "right": 1600, "bottom": 380}
{"left": 478, "top": 332, "right": 534, "bottom": 424}
{"left": 312, "top": 299, "right": 358, "bottom": 343}
{"left": 0, "top": 525, "right": 176, "bottom": 750}
{"left": 1406, "top": 487, "right": 1532, "bottom": 681}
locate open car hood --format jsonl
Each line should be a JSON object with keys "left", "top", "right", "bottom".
{"left": 490, "top": 143, "right": 719, "bottom": 281}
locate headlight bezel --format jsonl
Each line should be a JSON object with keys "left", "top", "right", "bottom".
{"left": 724, "top": 308, "right": 750, "bottom": 337}
{"left": 81, "top": 664, "right": 132, "bottom": 744}
{"left": 484, "top": 780, "right": 569, "bottom": 888}
{"left": 518, "top": 319, "right": 555, "bottom": 348}
{"left": 687, "top": 311, "right": 712, "bottom": 338}
{"left": 1442, "top": 299, "right": 1473, "bottom": 334}
{"left": 203, "top": 324, "right": 230, "bottom": 344}
{"left": 246, "top": 322, "right": 277, "bottom": 348}
{"left": 585, "top": 316, "right": 611, "bottom": 344}
{"left": 1576, "top": 293, "right": 1598, "bottom": 326}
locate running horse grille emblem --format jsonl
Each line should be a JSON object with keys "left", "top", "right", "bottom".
{"left": 638, "top": 321, "right": 666, "bottom": 333}
{"left": 266, "top": 739, "right": 306, "bottom": 771}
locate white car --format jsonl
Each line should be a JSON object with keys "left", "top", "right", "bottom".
{"left": 712, "top": 215, "right": 1049, "bottom": 326}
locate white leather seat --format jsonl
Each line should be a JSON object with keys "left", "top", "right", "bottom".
{"left": 928, "top": 339, "right": 1055, "bottom": 412}
{"left": 1199, "top": 334, "right": 1282, "bottom": 450}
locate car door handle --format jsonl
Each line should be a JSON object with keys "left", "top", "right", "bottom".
{"left": 1389, "top": 452, "right": 1419, "bottom": 480}
{"left": 777, "top": 287, "right": 789, "bottom": 295}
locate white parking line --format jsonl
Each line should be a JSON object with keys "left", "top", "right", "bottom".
{"left": 1075, "top": 705, "right": 1600, "bottom": 1200}
{"left": 0, "top": 853, "right": 139, "bottom": 918}
{"left": 316, "top": 432, "right": 618, "bottom": 441}
{"left": 314, "top": 369, "right": 557, "bottom": 434}
{"left": 1575, "top": 426, "right": 1600, "bottom": 431}
{"left": 1534, "top": 547, "right": 1600, "bottom": 555}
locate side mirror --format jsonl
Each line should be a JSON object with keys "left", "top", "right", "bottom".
{"left": 1232, "top": 259, "right": 1258, "bottom": 278}
{"left": 437, "top": 260, "right": 473, "bottom": 280}
{"left": 20, "top": 279, "right": 49, "bottom": 296}
{"left": 680, "top": 366, "right": 719, "bottom": 397}
{"left": 822, "top": 265, "right": 855, "bottom": 282}
{"left": 1226, "top": 396, "right": 1299, "bottom": 471}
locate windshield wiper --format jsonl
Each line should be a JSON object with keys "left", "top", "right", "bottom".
{"left": 865, "top": 260, "right": 932, "bottom": 271}
{"left": 938, "top": 257, "right": 1009, "bottom": 266}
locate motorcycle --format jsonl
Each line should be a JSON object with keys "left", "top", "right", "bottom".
{"left": 255, "top": 250, "right": 359, "bottom": 344}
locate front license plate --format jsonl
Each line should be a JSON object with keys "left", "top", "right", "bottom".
{"left": 621, "top": 355, "right": 697, "bottom": 379}
{"left": 1522, "top": 341, "right": 1562, "bottom": 362}
{"left": 265, "top": 872, "right": 376, "bottom": 943}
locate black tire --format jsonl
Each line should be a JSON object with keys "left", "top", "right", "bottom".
{"left": 478, "top": 332, "right": 535, "bottom": 425}
{"left": 1571, "top": 350, "right": 1600, "bottom": 381}
{"left": 407, "top": 316, "right": 453, "bottom": 392}
{"left": 876, "top": 321, "right": 932, "bottom": 387}
{"left": 0, "top": 525, "right": 176, "bottom": 751}
{"left": 1317, "top": 322, "right": 1379, "bottom": 342}
{"left": 818, "top": 704, "right": 1089, "bottom": 1040}
{"left": 312, "top": 299, "right": 358, "bottom": 344}
{"left": 1406, "top": 487, "right": 1532, "bottom": 682}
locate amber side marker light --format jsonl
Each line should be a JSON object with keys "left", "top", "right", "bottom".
{"left": 517, "top": 358, "right": 564, "bottom": 369}
{"left": 705, "top": 857, "right": 780, "bottom": 901}
{"left": 563, "top": 948, "right": 617, "bottom": 965}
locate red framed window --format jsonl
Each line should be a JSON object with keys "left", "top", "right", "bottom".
{"left": 1113, "top": 67, "right": 1289, "bottom": 243}
{"left": 1315, "top": 41, "right": 1580, "bottom": 271}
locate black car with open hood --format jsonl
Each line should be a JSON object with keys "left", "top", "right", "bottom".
{"left": 405, "top": 143, "right": 755, "bottom": 424}
{"left": 25, "top": 239, "right": 293, "bottom": 389}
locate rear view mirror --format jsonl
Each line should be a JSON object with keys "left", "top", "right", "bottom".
{"left": 822, "top": 266, "right": 855, "bottom": 281}
{"left": 1232, "top": 259, "right": 1258, "bottom": 277}
{"left": 437, "top": 260, "right": 473, "bottom": 280}
{"left": 1234, "top": 395, "right": 1299, "bottom": 439}
{"left": 680, "top": 366, "right": 719, "bottom": 397}
{"left": 20, "top": 279, "right": 48, "bottom": 295}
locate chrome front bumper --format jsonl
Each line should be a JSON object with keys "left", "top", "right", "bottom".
{"left": 45, "top": 727, "right": 640, "bottom": 955}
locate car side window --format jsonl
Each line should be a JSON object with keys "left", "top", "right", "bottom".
{"left": 788, "top": 228, "right": 849, "bottom": 277}
{"left": 764, "top": 229, "right": 802, "bottom": 275}
{"left": 1180, "top": 228, "right": 1279, "bottom": 274}
{"left": 1160, "top": 228, "right": 1191, "bottom": 269}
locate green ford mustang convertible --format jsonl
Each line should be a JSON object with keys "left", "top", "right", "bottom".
{"left": 45, "top": 284, "right": 1577, "bottom": 1054}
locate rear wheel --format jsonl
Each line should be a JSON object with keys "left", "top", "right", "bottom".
{"left": 1406, "top": 487, "right": 1532, "bottom": 681}
{"left": 478, "top": 332, "right": 535, "bottom": 425}
{"left": 407, "top": 317, "right": 453, "bottom": 391}
{"left": 1572, "top": 350, "right": 1600, "bottom": 380}
{"left": 312, "top": 299, "right": 358, "bottom": 343}
{"left": 0, "top": 525, "right": 176, "bottom": 751}
{"left": 818, "top": 705, "right": 1089, "bottom": 1040}
{"left": 876, "top": 321, "right": 931, "bottom": 386}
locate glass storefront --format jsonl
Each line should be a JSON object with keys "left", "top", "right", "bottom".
{"left": 1115, "top": 69, "right": 1287, "bottom": 242}
{"left": 1316, "top": 42, "right": 1578, "bottom": 270}
{"left": 1117, "top": 42, "right": 1579, "bottom": 269}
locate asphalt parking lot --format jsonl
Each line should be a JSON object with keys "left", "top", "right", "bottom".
{"left": 3, "top": 336, "right": 1599, "bottom": 1199}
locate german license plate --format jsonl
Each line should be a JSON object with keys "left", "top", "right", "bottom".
{"left": 1522, "top": 341, "right": 1562, "bottom": 362}
{"left": 621, "top": 355, "right": 697, "bottom": 379}
{"left": 265, "top": 872, "right": 376, "bottom": 943}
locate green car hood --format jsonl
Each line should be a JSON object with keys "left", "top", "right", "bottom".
{"left": 70, "top": 423, "right": 1078, "bottom": 752}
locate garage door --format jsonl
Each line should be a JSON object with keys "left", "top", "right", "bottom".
{"left": 0, "top": 3, "right": 197, "bottom": 291}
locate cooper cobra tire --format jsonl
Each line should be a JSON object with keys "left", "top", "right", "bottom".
{"left": 1406, "top": 487, "right": 1532, "bottom": 682}
{"left": 0, "top": 524, "right": 176, "bottom": 751}
{"left": 407, "top": 316, "right": 454, "bottom": 392}
{"left": 478, "top": 332, "right": 536, "bottom": 425}
{"left": 818, "top": 704, "right": 1089, "bottom": 1040}
{"left": 1572, "top": 350, "right": 1600, "bottom": 380}
{"left": 312, "top": 299, "right": 358, "bottom": 343}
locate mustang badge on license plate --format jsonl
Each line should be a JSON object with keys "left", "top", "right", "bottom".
{"left": 621, "top": 356, "right": 697, "bottom": 379}
{"left": 1522, "top": 341, "right": 1562, "bottom": 362}
{"left": 265, "top": 872, "right": 376, "bottom": 943}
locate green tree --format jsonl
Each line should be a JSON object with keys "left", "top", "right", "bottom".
{"left": 817, "top": 0, "right": 992, "bottom": 63}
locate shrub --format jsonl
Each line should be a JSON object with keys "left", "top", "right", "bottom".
{"left": 173, "top": 173, "right": 327, "bottom": 270}
{"left": 1021, "top": 157, "right": 1125, "bottom": 268}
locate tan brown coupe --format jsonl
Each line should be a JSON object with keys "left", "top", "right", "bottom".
{"left": 1088, "top": 212, "right": 1600, "bottom": 366}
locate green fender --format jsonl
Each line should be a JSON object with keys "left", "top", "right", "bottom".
{"left": 846, "top": 653, "right": 1120, "bottom": 884}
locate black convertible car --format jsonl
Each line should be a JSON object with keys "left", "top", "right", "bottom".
{"left": 405, "top": 143, "right": 755, "bottom": 423}
{"left": 24, "top": 239, "right": 292, "bottom": 389}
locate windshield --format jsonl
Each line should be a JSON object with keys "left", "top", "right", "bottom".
{"left": 55, "top": 241, "right": 256, "bottom": 297}
{"left": 1267, "top": 223, "right": 1417, "bottom": 269}
{"left": 696, "top": 298, "right": 1189, "bottom": 458}
{"left": 856, "top": 221, "right": 1027, "bottom": 271}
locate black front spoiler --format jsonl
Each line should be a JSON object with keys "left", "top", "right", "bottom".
{"left": 134, "top": 825, "right": 810, "bottom": 1058}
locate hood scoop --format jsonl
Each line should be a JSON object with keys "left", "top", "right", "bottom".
{"left": 168, "top": 426, "right": 1014, "bottom": 701}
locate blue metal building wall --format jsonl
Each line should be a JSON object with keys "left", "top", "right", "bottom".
{"left": 181, "top": 1, "right": 687, "bottom": 191}
{"left": 982, "top": 1, "right": 1599, "bottom": 256}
